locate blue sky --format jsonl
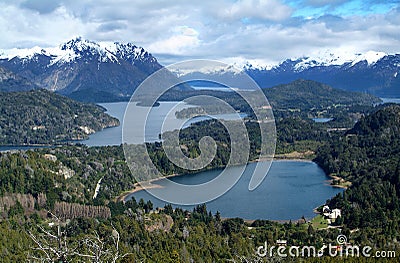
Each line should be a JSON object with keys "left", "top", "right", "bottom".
{"left": 288, "top": 0, "right": 398, "bottom": 17}
{"left": 0, "top": 0, "right": 399, "bottom": 65}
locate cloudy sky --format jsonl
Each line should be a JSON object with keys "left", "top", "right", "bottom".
{"left": 0, "top": 0, "right": 399, "bottom": 65}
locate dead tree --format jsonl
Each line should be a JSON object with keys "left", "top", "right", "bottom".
{"left": 28, "top": 212, "right": 131, "bottom": 262}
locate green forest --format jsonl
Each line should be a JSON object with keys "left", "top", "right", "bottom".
{"left": 0, "top": 89, "right": 119, "bottom": 145}
{"left": 0, "top": 81, "right": 399, "bottom": 262}
{"left": 314, "top": 104, "right": 400, "bottom": 248}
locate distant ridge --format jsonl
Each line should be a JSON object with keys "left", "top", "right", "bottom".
{"left": 176, "top": 51, "right": 400, "bottom": 97}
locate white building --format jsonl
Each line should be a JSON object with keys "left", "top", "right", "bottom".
{"left": 329, "top": 208, "right": 341, "bottom": 220}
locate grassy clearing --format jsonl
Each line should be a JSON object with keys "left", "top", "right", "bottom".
{"left": 311, "top": 215, "right": 329, "bottom": 230}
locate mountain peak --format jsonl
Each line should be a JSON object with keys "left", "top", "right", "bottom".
{"left": 0, "top": 38, "right": 163, "bottom": 100}
{"left": 0, "top": 38, "right": 157, "bottom": 66}
{"left": 351, "top": 51, "right": 387, "bottom": 66}
{"left": 237, "top": 50, "right": 389, "bottom": 72}
{"left": 61, "top": 37, "right": 97, "bottom": 52}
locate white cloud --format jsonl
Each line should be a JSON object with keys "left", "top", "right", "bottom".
{"left": 147, "top": 26, "right": 200, "bottom": 55}
{"left": 0, "top": 3, "right": 87, "bottom": 48}
{"left": 216, "top": 0, "right": 293, "bottom": 21}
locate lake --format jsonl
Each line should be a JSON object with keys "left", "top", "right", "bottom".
{"left": 79, "top": 101, "right": 246, "bottom": 146}
{"left": 312, "top": 117, "right": 333, "bottom": 123}
{"left": 381, "top": 98, "right": 400, "bottom": 104}
{"left": 0, "top": 101, "right": 245, "bottom": 150}
{"left": 127, "top": 160, "right": 343, "bottom": 220}
{"left": 0, "top": 102, "right": 343, "bottom": 221}
{"left": 76, "top": 101, "right": 190, "bottom": 146}
{"left": 3, "top": 97, "right": 399, "bottom": 150}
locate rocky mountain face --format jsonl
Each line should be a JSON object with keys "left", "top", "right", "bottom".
{"left": 0, "top": 38, "right": 165, "bottom": 102}
{"left": 0, "top": 66, "right": 39, "bottom": 92}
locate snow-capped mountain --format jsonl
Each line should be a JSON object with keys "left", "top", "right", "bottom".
{"left": 1, "top": 40, "right": 399, "bottom": 99}
{"left": 291, "top": 51, "right": 387, "bottom": 71}
{"left": 0, "top": 37, "right": 164, "bottom": 102}
{"left": 246, "top": 51, "right": 400, "bottom": 97}
{"left": 177, "top": 51, "right": 400, "bottom": 97}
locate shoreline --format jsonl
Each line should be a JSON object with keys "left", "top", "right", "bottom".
{"left": 116, "top": 172, "right": 181, "bottom": 202}
{"left": 116, "top": 157, "right": 342, "bottom": 224}
{"left": 116, "top": 157, "right": 322, "bottom": 202}
{"left": 327, "top": 174, "right": 351, "bottom": 189}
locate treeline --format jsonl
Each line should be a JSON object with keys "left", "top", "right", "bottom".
{"left": 263, "top": 79, "right": 380, "bottom": 113}
{"left": 0, "top": 89, "right": 119, "bottom": 145}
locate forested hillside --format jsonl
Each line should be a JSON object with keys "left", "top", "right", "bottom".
{"left": 264, "top": 79, "right": 381, "bottom": 109}
{"left": 173, "top": 79, "right": 381, "bottom": 121}
{"left": 315, "top": 104, "right": 400, "bottom": 245}
{"left": 0, "top": 89, "right": 119, "bottom": 145}
{"left": 0, "top": 105, "right": 399, "bottom": 261}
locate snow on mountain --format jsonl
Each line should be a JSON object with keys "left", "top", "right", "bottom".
{"left": 244, "top": 50, "right": 388, "bottom": 72}
{"left": 170, "top": 51, "right": 389, "bottom": 77}
{"left": 223, "top": 57, "right": 275, "bottom": 71}
{"left": 292, "top": 51, "right": 356, "bottom": 71}
{"left": 0, "top": 46, "right": 49, "bottom": 60}
{"left": 170, "top": 63, "right": 242, "bottom": 77}
{"left": 277, "top": 50, "right": 387, "bottom": 72}
{"left": 0, "top": 38, "right": 164, "bottom": 101}
{"left": 350, "top": 51, "right": 387, "bottom": 66}
{"left": 0, "top": 37, "right": 154, "bottom": 66}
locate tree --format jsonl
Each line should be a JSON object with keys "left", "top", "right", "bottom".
{"left": 145, "top": 200, "right": 153, "bottom": 213}
{"left": 307, "top": 224, "right": 315, "bottom": 236}
{"left": 215, "top": 211, "right": 221, "bottom": 222}
{"left": 28, "top": 212, "right": 131, "bottom": 263}
{"left": 8, "top": 200, "right": 24, "bottom": 217}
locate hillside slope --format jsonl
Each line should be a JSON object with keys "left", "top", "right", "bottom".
{"left": 315, "top": 104, "right": 400, "bottom": 236}
{"left": 264, "top": 79, "right": 381, "bottom": 110}
{"left": 0, "top": 89, "right": 119, "bottom": 145}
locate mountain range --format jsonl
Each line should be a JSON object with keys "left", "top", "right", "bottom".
{"left": 178, "top": 51, "right": 400, "bottom": 97}
{"left": 0, "top": 38, "right": 399, "bottom": 101}
{"left": 0, "top": 37, "right": 165, "bottom": 102}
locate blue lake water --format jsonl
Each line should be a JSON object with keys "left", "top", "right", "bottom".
{"left": 191, "top": 86, "right": 235, "bottom": 92}
{"left": 128, "top": 160, "right": 343, "bottom": 220}
{"left": 0, "top": 101, "right": 246, "bottom": 149}
{"left": 312, "top": 118, "right": 333, "bottom": 123}
{"left": 381, "top": 98, "right": 400, "bottom": 104}
{"left": 0, "top": 102, "right": 344, "bottom": 221}
{"left": 79, "top": 101, "right": 246, "bottom": 146}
